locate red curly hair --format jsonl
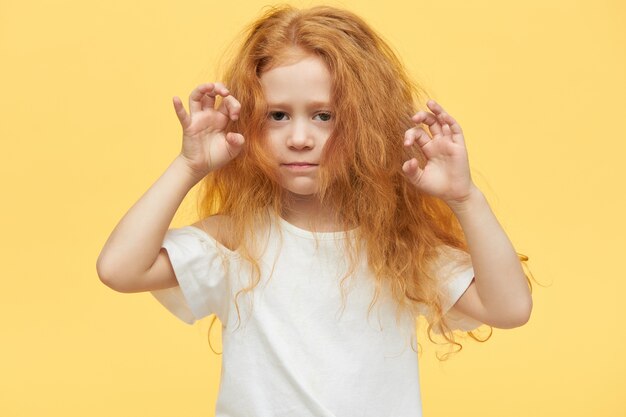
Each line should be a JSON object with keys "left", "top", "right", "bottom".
{"left": 195, "top": 4, "right": 533, "bottom": 360}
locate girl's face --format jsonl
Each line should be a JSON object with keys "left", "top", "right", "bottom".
{"left": 260, "top": 53, "right": 334, "bottom": 197}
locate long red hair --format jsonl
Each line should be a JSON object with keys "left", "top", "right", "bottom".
{"left": 196, "top": 4, "right": 533, "bottom": 360}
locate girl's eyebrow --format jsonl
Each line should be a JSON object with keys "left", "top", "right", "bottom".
{"left": 266, "top": 100, "right": 332, "bottom": 108}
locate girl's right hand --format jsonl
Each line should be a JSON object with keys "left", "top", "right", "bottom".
{"left": 173, "top": 83, "right": 244, "bottom": 179}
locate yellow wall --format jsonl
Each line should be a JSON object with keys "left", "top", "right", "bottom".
{"left": 1, "top": 0, "right": 624, "bottom": 415}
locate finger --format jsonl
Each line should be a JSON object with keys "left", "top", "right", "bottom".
{"left": 438, "top": 110, "right": 462, "bottom": 135}
{"left": 404, "top": 126, "right": 431, "bottom": 148}
{"left": 172, "top": 96, "right": 190, "bottom": 128}
{"left": 441, "top": 123, "right": 452, "bottom": 137}
{"left": 411, "top": 110, "right": 443, "bottom": 137}
{"left": 402, "top": 158, "right": 424, "bottom": 186}
{"left": 427, "top": 99, "right": 465, "bottom": 143}
{"left": 426, "top": 99, "right": 451, "bottom": 135}
{"left": 189, "top": 83, "right": 215, "bottom": 113}
{"left": 437, "top": 110, "right": 464, "bottom": 142}
{"left": 427, "top": 100, "right": 456, "bottom": 130}
{"left": 201, "top": 82, "right": 231, "bottom": 111}
{"left": 218, "top": 95, "right": 242, "bottom": 121}
{"left": 212, "top": 82, "right": 230, "bottom": 95}
{"left": 225, "top": 132, "right": 245, "bottom": 158}
{"left": 427, "top": 99, "right": 451, "bottom": 119}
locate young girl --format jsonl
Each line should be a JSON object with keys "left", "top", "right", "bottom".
{"left": 97, "top": 5, "right": 532, "bottom": 416}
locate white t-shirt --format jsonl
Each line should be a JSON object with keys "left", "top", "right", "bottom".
{"left": 150, "top": 214, "right": 482, "bottom": 417}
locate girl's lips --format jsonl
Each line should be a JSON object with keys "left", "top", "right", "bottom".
{"left": 282, "top": 163, "right": 318, "bottom": 171}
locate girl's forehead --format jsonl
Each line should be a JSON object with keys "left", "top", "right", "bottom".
{"left": 260, "top": 54, "right": 332, "bottom": 104}
{"left": 260, "top": 54, "right": 329, "bottom": 81}
{"left": 261, "top": 47, "right": 323, "bottom": 73}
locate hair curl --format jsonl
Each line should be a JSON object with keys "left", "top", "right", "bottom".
{"left": 193, "top": 4, "right": 535, "bottom": 361}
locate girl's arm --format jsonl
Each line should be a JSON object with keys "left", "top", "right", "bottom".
{"left": 402, "top": 100, "right": 532, "bottom": 329}
{"left": 97, "top": 83, "right": 244, "bottom": 293}
{"left": 96, "top": 156, "right": 202, "bottom": 292}
{"left": 446, "top": 186, "right": 531, "bottom": 329}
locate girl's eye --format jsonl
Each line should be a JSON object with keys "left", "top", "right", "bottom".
{"left": 314, "top": 112, "right": 332, "bottom": 122}
{"left": 269, "top": 111, "right": 288, "bottom": 121}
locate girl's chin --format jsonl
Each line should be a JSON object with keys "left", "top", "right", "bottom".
{"left": 278, "top": 178, "right": 319, "bottom": 198}
{"left": 284, "top": 189, "right": 318, "bottom": 199}
{"left": 282, "top": 187, "right": 319, "bottom": 199}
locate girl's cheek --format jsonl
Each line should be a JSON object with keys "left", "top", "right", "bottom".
{"left": 258, "top": 136, "right": 281, "bottom": 161}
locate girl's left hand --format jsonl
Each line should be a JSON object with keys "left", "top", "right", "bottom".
{"left": 402, "top": 99, "right": 475, "bottom": 205}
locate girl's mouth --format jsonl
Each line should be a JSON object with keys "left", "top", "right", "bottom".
{"left": 282, "top": 162, "right": 318, "bottom": 170}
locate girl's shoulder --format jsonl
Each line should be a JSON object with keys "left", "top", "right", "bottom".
{"left": 190, "top": 214, "right": 237, "bottom": 251}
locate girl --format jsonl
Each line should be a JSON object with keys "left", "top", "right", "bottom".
{"left": 97, "top": 5, "right": 533, "bottom": 416}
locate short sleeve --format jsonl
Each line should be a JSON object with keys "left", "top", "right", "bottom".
{"left": 424, "top": 246, "right": 483, "bottom": 332}
{"left": 150, "top": 226, "right": 232, "bottom": 326}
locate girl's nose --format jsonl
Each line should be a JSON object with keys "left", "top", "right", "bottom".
{"left": 286, "top": 119, "right": 314, "bottom": 149}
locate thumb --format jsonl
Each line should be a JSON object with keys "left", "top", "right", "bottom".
{"left": 225, "top": 132, "right": 245, "bottom": 158}
{"left": 402, "top": 158, "right": 424, "bottom": 187}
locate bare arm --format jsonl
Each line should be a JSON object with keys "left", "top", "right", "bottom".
{"left": 447, "top": 186, "right": 531, "bottom": 328}
{"left": 403, "top": 99, "right": 532, "bottom": 328}
{"left": 96, "top": 82, "right": 244, "bottom": 293}
{"left": 96, "top": 156, "right": 201, "bottom": 292}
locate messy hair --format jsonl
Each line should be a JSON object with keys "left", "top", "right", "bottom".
{"left": 195, "top": 4, "right": 533, "bottom": 360}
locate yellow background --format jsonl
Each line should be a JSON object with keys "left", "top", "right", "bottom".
{"left": 1, "top": 0, "right": 624, "bottom": 415}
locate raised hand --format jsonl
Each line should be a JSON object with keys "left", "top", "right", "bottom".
{"left": 402, "top": 99, "right": 475, "bottom": 205}
{"left": 173, "top": 82, "right": 244, "bottom": 179}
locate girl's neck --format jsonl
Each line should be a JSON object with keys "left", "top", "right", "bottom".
{"left": 280, "top": 192, "right": 339, "bottom": 232}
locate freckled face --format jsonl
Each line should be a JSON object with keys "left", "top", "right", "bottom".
{"left": 260, "top": 54, "right": 334, "bottom": 197}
